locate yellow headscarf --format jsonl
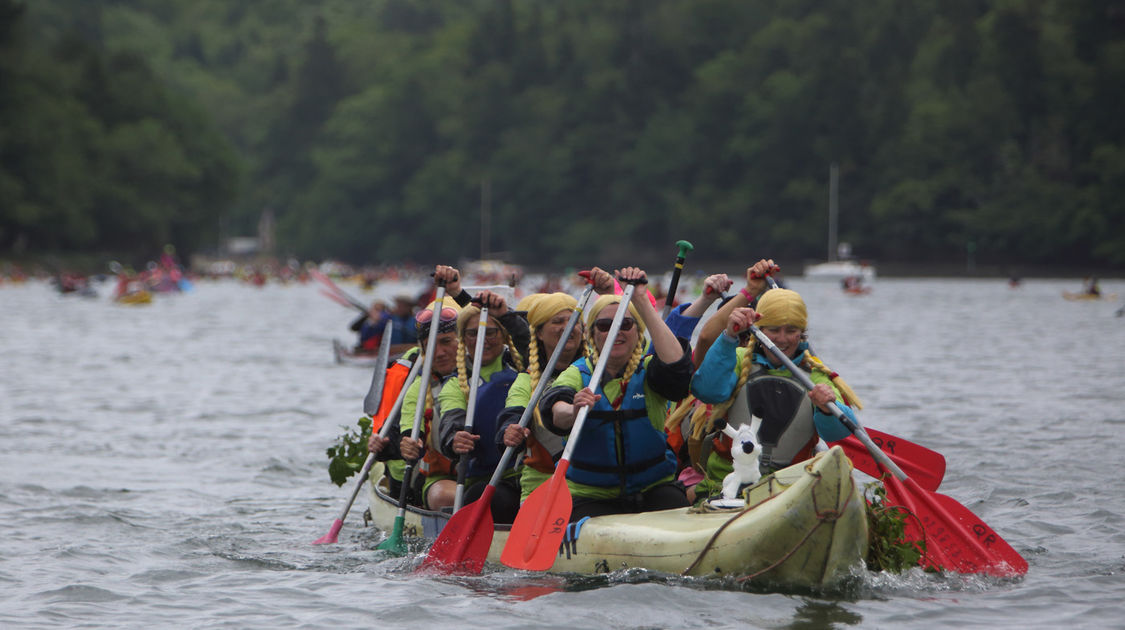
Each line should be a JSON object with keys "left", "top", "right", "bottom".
{"left": 527, "top": 292, "right": 578, "bottom": 328}
{"left": 754, "top": 288, "right": 807, "bottom": 329}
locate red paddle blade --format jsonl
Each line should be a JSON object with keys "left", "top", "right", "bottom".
{"left": 834, "top": 429, "right": 946, "bottom": 492}
{"left": 884, "top": 476, "right": 1028, "bottom": 577}
{"left": 418, "top": 486, "right": 496, "bottom": 575}
{"left": 500, "top": 465, "right": 572, "bottom": 571}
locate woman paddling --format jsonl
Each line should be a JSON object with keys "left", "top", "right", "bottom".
{"left": 686, "top": 281, "right": 862, "bottom": 500}
{"left": 496, "top": 292, "right": 588, "bottom": 502}
{"left": 436, "top": 292, "right": 529, "bottom": 522}
{"left": 537, "top": 267, "right": 695, "bottom": 521}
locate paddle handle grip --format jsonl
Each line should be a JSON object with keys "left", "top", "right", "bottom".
{"left": 662, "top": 241, "right": 693, "bottom": 319}
{"left": 747, "top": 324, "right": 908, "bottom": 481}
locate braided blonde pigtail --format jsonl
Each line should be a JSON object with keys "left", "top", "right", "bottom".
{"left": 456, "top": 336, "right": 471, "bottom": 398}
{"left": 526, "top": 325, "right": 543, "bottom": 392}
{"left": 620, "top": 339, "right": 645, "bottom": 385}
{"left": 801, "top": 351, "right": 863, "bottom": 409}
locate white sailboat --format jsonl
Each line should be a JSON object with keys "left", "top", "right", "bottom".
{"left": 802, "top": 163, "right": 876, "bottom": 282}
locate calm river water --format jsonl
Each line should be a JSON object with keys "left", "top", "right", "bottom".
{"left": 2, "top": 275, "right": 1123, "bottom": 629}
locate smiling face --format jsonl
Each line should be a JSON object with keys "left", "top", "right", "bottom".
{"left": 463, "top": 314, "right": 505, "bottom": 366}
{"left": 760, "top": 324, "right": 803, "bottom": 365}
{"left": 536, "top": 309, "right": 582, "bottom": 362}
{"left": 591, "top": 303, "right": 639, "bottom": 365}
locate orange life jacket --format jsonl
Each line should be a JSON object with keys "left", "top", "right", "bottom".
{"left": 370, "top": 357, "right": 413, "bottom": 433}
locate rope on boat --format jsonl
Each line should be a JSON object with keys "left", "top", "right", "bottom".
{"left": 680, "top": 452, "right": 860, "bottom": 581}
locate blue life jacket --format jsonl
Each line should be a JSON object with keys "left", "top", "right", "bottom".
{"left": 466, "top": 368, "right": 519, "bottom": 478}
{"left": 567, "top": 360, "right": 677, "bottom": 494}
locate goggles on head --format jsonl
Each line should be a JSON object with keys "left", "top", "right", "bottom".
{"left": 415, "top": 307, "right": 459, "bottom": 325}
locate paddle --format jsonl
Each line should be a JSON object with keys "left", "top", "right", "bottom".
{"left": 743, "top": 321, "right": 1027, "bottom": 576}
{"left": 420, "top": 276, "right": 597, "bottom": 574}
{"left": 363, "top": 321, "right": 394, "bottom": 418}
{"left": 310, "top": 267, "right": 370, "bottom": 313}
{"left": 662, "top": 240, "right": 694, "bottom": 319}
{"left": 314, "top": 333, "right": 422, "bottom": 545}
{"left": 319, "top": 288, "right": 367, "bottom": 315}
{"left": 452, "top": 303, "right": 489, "bottom": 513}
{"left": 737, "top": 273, "right": 946, "bottom": 490}
{"left": 377, "top": 282, "right": 447, "bottom": 555}
{"left": 501, "top": 281, "right": 640, "bottom": 571}
{"left": 831, "top": 428, "right": 945, "bottom": 492}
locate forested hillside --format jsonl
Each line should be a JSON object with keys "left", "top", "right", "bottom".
{"left": 3, "top": 0, "right": 1123, "bottom": 270}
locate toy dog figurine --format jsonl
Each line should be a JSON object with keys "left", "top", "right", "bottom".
{"left": 717, "top": 417, "right": 761, "bottom": 501}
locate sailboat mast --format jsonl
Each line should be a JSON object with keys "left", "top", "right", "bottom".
{"left": 827, "top": 162, "right": 839, "bottom": 263}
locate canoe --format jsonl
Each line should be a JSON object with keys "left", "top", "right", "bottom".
{"left": 1062, "top": 291, "right": 1118, "bottom": 301}
{"left": 332, "top": 339, "right": 381, "bottom": 367}
{"left": 365, "top": 445, "right": 868, "bottom": 586}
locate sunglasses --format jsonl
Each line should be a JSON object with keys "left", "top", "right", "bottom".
{"left": 464, "top": 327, "right": 501, "bottom": 340}
{"left": 415, "top": 306, "right": 459, "bottom": 324}
{"left": 593, "top": 317, "right": 636, "bottom": 333}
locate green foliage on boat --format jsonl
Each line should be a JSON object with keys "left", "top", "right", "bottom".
{"left": 326, "top": 416, "right": 371, "bottom": 487}
{"left": 864, "top": 480, "right": 926, "bottom": 573}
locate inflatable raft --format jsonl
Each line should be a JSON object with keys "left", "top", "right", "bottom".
{"left": 365, "top": 445, "right": 868, "bottom": 586}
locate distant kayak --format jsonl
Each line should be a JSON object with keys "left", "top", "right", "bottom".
{"left": 115, "top": 291, "right": 152, "bottom": 305}
{"left": 1063, "top": 292, "right": 1118, "bottom": 301}
{"left": 332, "top": 339, "right": 381, "bottom": 367}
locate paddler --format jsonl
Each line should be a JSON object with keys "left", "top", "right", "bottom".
{"left": 496, "top": 292, "right": 588, "bottom": 503}
{"left": 435, "top": 291, "right": 529, "bottom": 523}
{"left": 369, "top": 265, "right": 464, "bottom": 508}
{"left": 682, "top": 277, "right": 862, "bottom": 500}
{"left": 537, "top": 267, "right": 695, "bottom": 521}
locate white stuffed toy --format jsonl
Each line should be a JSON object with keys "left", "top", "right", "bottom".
{"left": 719, "top": 416, "right": 762, "bottom": 501}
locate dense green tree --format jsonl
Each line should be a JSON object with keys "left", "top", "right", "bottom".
{"left": 5, "top": 0, "right": 1123, "bottom": 271}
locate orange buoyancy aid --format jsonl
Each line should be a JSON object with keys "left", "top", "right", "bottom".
{"left": 371, "top": 356, "right": 414, "bottom": 433}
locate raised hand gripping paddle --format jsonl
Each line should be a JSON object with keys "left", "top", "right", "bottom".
{"left": 419, "top": 275, "right": 597, "bottom": 574}
{"left": 314, "top": 327, "right": 418, "bottom": 544}
{"left": 501, "top": 281, "right": 640, "bottom": 571}
{"left": 377, "top": 282, "right": 447, "bottom": 555}
{"left": 746, "top": 323, "right": 1027, "bottom": 576}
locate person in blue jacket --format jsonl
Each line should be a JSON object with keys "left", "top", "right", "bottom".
{"left": 686, "top": 286, "right": 863, "bottom": 499}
